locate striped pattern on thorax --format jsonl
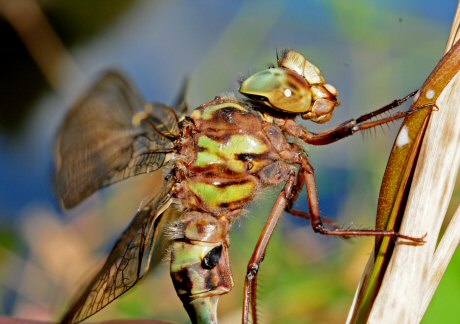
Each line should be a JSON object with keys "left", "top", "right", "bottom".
{"left": 180, "top": 99, "right": 281, "bottom": 213}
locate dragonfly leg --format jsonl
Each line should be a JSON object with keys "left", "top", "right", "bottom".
{"left": 300, "top": 158, "right": 425, "bottom": 243}
{"left": 285, "top": 165, "right": 304, "bottom": 212}
{"left": 288, "top": 209, "right": 343, "bottom": 229}
{"left": 281, "top": 155, "right": 344, "bottom": 230}
{"left": 354, "top": 90, "right": 417, "bottom": 123}
{"left": 285, "top": 171, "right": 342, "bottom": 228}
{"left": 243, "top": 171, "right": 297, "bottom": 324}
{"left": 284, "top": 90, "right": 434, "bottom": 146}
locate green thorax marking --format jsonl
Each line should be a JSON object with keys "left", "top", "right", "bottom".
{"left": 188, "top": 181, "right": 256, "bottom": 208}
{"left": 198, "top": 135, "right": 268, "bottom": 155}
{"left": 191, "top": 102, "right": 249, "bottom": 120}
{"left": 184, "top": 98, "right": 278, "bottom": 210}
{"left": 194, "top": 135, "right": 269, "bottom": 173}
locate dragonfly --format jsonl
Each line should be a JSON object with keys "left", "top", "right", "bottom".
{"left": 55, "top": 50, "right": 427, "bottom": 324}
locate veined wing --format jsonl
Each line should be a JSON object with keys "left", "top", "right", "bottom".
{"left": 60, "top": 184, "right": 174, "bottom": 324}
{"left": 55, "top": 70, "right": 179, "bottom": 208}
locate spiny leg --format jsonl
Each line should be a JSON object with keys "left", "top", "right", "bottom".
{"left": 286, "top": 91, "right": 434, "bottom": 146}
{"left": 354, "top": 90, "right": 417, "bottom": 124}
{"left": 243, "top": 172, "right": 297, "bottom": 324}
{"left": 298, "top": 157, "right": 425, "bottom": 242}
{"left": 285, "top": 165, "right": 304, "bottom": 212}
{"left": 288, "top": 209, "right": 343, "bottom": 229}
{"left": 250, "top": 274, "right": 258, "bottom": 324}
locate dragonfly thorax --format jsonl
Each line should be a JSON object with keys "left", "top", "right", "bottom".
{"left": 175, "top": 97, "right": 294, "bottom": 217}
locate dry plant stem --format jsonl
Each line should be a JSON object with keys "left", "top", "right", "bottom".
{"left": 419, "top": 204, "right": 460, "bottom": 318}
{"left": 367, "top": 9, "right": 460, "bottom": 324}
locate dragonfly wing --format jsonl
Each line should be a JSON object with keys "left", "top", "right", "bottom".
{"left": 55, "top": 70, "right": 178, "bottom": 208}
{"left": 60, "top": 185, "right": 174, "bottom": 324}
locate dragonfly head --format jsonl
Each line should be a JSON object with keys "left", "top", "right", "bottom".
{"left": 170, "top": 213, "right": 233, "bottom": 323}
{"left": 240, "top": 50, "right": 340, "bottom": 123}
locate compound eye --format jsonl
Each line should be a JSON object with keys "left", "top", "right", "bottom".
{"left": 240, "top": 68, "right": 312, "bottom": 113}
{"left": 268, "top": 83, "right": 310, "bottom": 113}
{"left": 201, "top": 245, "right": 223, "bottom": 270}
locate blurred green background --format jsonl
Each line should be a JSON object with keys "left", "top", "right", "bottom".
{"left": 0, "top": 0, "right": 459, "bottom": 323}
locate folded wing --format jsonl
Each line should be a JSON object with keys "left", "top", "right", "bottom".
{"left": 55, "top": 70, "right": 178, "bottom": 208}
{"left": 60, "top": 185, "right": 174, "bottom": 324}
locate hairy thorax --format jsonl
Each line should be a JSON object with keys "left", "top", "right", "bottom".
{"left": 174, "top": 97, "right": 297, "bottom": 218}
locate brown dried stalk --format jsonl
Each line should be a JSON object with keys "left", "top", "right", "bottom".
{"left": 352, "top": 4, "right": 460, "bottom": 323}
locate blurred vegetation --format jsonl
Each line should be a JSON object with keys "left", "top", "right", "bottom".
{"left": 0, "top": 1, "right": 458, "bottom": 323}
{"left": 0, "top": 0, "right": 137, "bottom": 134}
